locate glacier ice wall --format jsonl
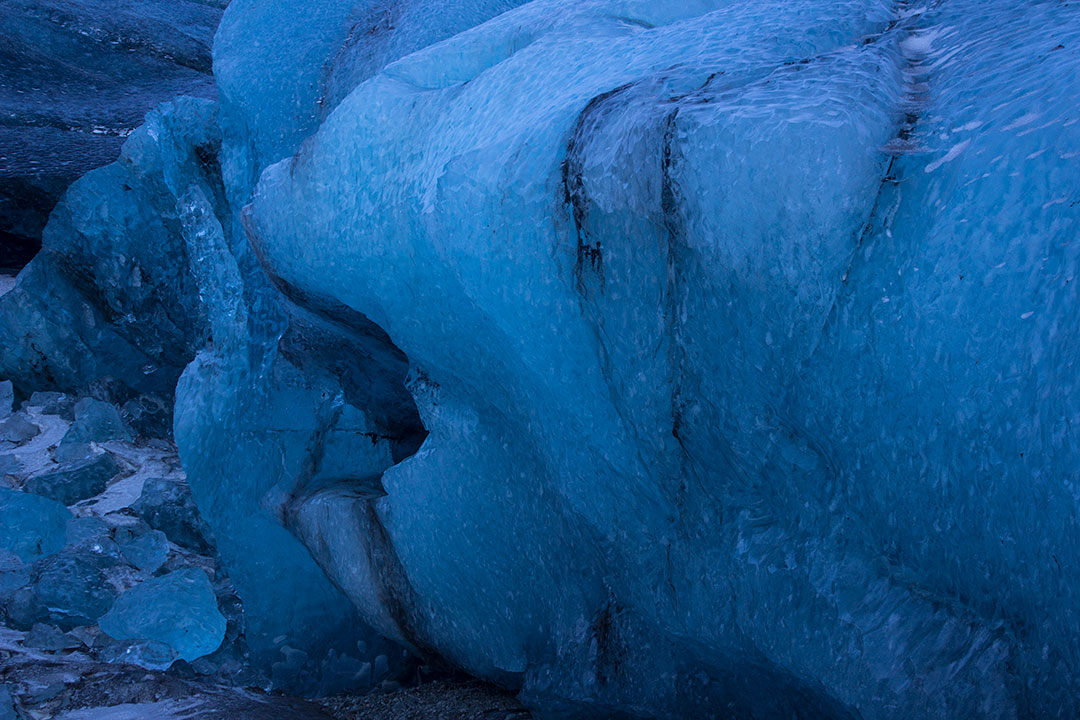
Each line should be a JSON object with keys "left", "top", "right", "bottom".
{"left": 171, "top": 0, "right": 535, "bottom": 692}
{"left": 221, "top": 0, "right": 1080, "bottom": 716}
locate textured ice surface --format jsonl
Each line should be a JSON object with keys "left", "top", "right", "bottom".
{"left": 192, "top": 0, "right": 1080, "bottom": 716}
{"left": 0, "top": 382, "right": 12, "bottom": 420}
{"left": 115, "top": 528, "right": 169, "bottom": 574}
{"left": 0, "top": 98, "right": 220, "bottom": 401}
{"left": 0, "top": 0, "right": 223, "bottom": 269}
{"left": 167, "top": 0, "right": 541, "bottom": 693}
{"left": 99, "top": 568, "right": 225, "bottom": 664}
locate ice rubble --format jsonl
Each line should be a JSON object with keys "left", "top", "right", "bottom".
{"left": 0, "top": 0, "right": 1078, "bottom": 716}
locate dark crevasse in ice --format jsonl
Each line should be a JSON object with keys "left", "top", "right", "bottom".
{"left": 0, "top": 0, "right": 224, "bottom": 270}
{"left": 3, "top": 0, "right": 1080, "bottom": 718}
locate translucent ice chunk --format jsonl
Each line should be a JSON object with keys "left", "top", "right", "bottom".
{"left": 99, "top": 568, "right": 225, "bottom": 663}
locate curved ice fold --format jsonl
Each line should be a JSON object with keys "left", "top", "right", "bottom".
{"left": 214, "top": 0, "right": 1080, "bottom": 716}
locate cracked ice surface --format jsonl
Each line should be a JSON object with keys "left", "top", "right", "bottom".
{"left": 211, "top": 0, "right": 1080, "bottom": 716}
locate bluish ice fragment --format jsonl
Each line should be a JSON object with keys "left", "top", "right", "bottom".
{"left": 0, "top": 488, "right": 70, "bottom": 562}
{"left": 64, "top": 517, "right": 110, "bottom": 546}
{"left": 61, "top": 399, "right": 133, "bottom": 446}
{"left": 0, "top": 549, "right": 30, "bottom": 600}
{"left": 116, "top": 527, "right": 170, "bottom": 573}
{"left": 51, "top": 442, "right": 94, "bottom": 465}
{"left": 0, "top": 454, "right": 21, "bottom": 477}
{"left": 0, "top": 685, "right": 14, "bottom": 720}
{"left": 29, "top": 392, "right": 74, "bottom": 420}
{"left": 99, "top": 568, "right": 226, "bottom": 663}
{"left": 0, "top": 98, "right": 220, "bottom": 399}
{"left": 24, "top": 452, "right": 119, "bottom": 506}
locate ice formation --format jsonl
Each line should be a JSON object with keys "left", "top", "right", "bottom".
{"left": 99, "top": 568, "right": 226, "bottom": 664}
{"left": 1, "top": 0, "right": 1079, "bottom": 717}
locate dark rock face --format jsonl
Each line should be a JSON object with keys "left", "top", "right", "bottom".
{"left": 0, "top": 0, "right": 225, "bottom": 270}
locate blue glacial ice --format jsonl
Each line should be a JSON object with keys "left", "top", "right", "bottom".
{"left": 98, "top": 568, "right": 226, "bottom": 664}
{"left": 0, "top": 488, "right": 70, "bottom": 563}
{"left": 186, "top": 0, "right": 1078, "bottom": 716}
{"left": 0, "top": 0, "right": 1077, "bottom": 716}
{"left": 0, "top": 98, "right": 220, "bottom": 401}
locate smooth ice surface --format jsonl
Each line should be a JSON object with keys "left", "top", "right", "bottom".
{"left": 99, "top": 568, "right": 225, "bottom": 664}
{"left": 206, "top": 0, "right": 1080, "bottom": 716}
{"left": 0, "top": 488, "right": 70, "bottom": 562}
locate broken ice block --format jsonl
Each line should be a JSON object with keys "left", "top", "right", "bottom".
{"left": 0, "top": 414, "right": 38, "bottom": 444}
{"left": 0, "top": 381, "right": 12, "bottom": 420}
{"left": 132, "top": 477, "right": 213, "bottom": 553}
{"left": 99, "top": 568, "right": 226, "bottom": 662}
{"left": 100, "top": 638, "right": 179, "bottom": 671}
{"left": 12, "top": 550, "right": 117, "bottom": 630}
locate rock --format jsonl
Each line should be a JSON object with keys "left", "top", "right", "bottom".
{"left": 0, "top": 381, "right": 12, "bottom": 420}
{"left": 23, "top": 622, "right": 82, "bottom": 651}
{"left": 62, "top": 398, "right": 132, "bottom": 445}
{"left": 131, "top": 476, "right": 213, "bottom": 554}
{"left": 24, "top": 452, "right": 119, "bottom": 505}
{"left": 0, "top": 487, "right": 70, "bottom": 562}
{"left": 99, "top": 568, "right": 226, "bottom": 663}
{"left": 116, "top": 527, "right": 170, "bottom": 573}
{"left": 0, "top": 413, "right": 39, "bottom": 444}
{"left": 30, "top": 391, "right": 75, "bottom": 420}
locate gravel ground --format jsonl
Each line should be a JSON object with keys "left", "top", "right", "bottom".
{"left": 320, "top": 680, "right": 533, "bottom": 720}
